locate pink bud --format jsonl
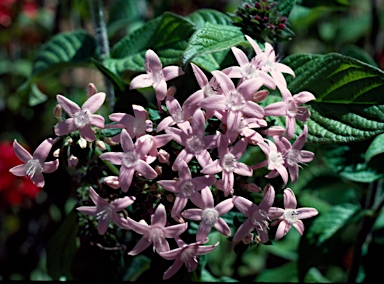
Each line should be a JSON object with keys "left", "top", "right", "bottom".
{"left": 87, "top": 83, "right": 98, "bottom": 98}
{"left": 245, "top": 183, "right": 261, "bottom": 193}
{"left": 158, "top": 149, "right": 170, "bottom": 164}
{"left": 242, "top": 232, "right": 254, "bottom": 244}
{"left": 53, "top": 104, "right": 62, "bottom": 121}
{"left": 103, "top": 176, "right": 120, "bottom": 189}
{"left": 252, "top": 90, "right": 269, "bottom": 102}
{"left": 68, "top": 154, "right": 79, "bottom": 167}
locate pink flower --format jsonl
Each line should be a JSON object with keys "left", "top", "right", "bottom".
{"left": 201, "top": 135, "right": 252, "bottom": 196}
{"left": 268, "top": 188, "right": 318, "bottom": 240}
{"left": 99, "top": 129, "right": 158, "bottom": 192}
{"left": 129, "top": 49, "right": 184, "bottom": 109}
{"left": 9, "top": 138, "right": 59, "bottom": 188}
{"left": 232, "top": 185, "right": 275, "bottom": 243}
{"left": 157, "top": 160, "right": 216, "bottom": 223}
{"left": 108, "top": 104, "right": 153, "bottom": 143}
{"left": 125, "top": 203, "right": 188, "bottom": 255}
{"left": 200, "top": 70, "right": 265, "bottom": 137}
{"left": 182, "top": 187, "right": 234, "bottom": 242}
{"left": 159, "top": 236, "right": 219, "bottom": 280}
{"left": 264, "top": 85, "right": 315, "bottom": 139}
{"left": 54, "top": 92, "right": 106, "bottom": 142}
{"left": 165, "top": 108, "right": 217, "bottom": 171}
{"left": 76, "top": 186, "right": 135, "bottom": 235}
{"left": 274, "top": 125, "right": 314, "bottom": 183}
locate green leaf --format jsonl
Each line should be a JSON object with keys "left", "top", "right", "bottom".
{"left": 182, "top": 23, "right": 245, "bottom": 70}
{"left": 276, "top": 0, "right": 297, "bottom": 18}
{"left": 298, "top": 203, "right": 360, "bottom": 280}
{"left": 29, "top": 82, "right": 48, "bottom": 106}
{"left": 187, "top": 9, "right": 233, "bottom": 28}
{"left": 255, "top": 262, "right": 298, "bottom": 282}
{"left": 299, "top": 0, "right": 350, "bottom": 7}
{"left": 106, "top": 12, "right": 195, "bottom": 75}
{"left": 365, "top": 133, "right": 384, "bottom": 162}
{"left": 46, "top": 207, "right": 79, "bottom": 280}
{"left": 92, "top": 59, "right": 125, "bottom": 92}
{"left": 32, "top": 30, "right": 98, "bottom": 78}
{"left": 284, "top": 53, "right": 384, "bottom": 104}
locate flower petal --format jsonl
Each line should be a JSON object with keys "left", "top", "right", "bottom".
{"left": 128, "top": 235, "right": 152, "bottom": 256}
{"left": 12, "top": 140, "right": 32, "bottom": 163}
{"left": 57, "top": 95, "right": 80, "bottom": 117}
{"left": 54, "top": 118, "right": 78, "bottom": 136}
{"left": 82, "top": 92, "right": 106, "bottom": 113}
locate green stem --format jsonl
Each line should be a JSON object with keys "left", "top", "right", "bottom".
{"left": 88, "top": 0, "right": 115, "bottom": 112}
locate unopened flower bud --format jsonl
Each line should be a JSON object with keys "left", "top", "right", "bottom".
{"left": 68, "top": 154, "right": 79, "bottom": 167}
{"left": 53, "top": 148, "right": 61, "bottom": 158}
{"left": 166, "top": 86, "right": 177, "bottom": 98}
{"left": 242, "top": 232, "right": 254, "bottom": 244}
{"left": 252, "top": 90, "right": 269, "bottom": 102}
{"left": 87, "top": 83, "right": 98, "bottom": 98}
{"left": 96, "top": 140, "right": 106, "bottom": 151}
{"left": 155, "top": 165, "right": 162, "bottom": 176}
{"left": 53, "top": 104, "right": 62, "bottom": 121}
{"left": 262, "top": 126, "right": 285, "bottom": 137}
{"left": 158, "top": 149, "right": 170, "bottom": 164}
{"left": 104, "top": 137, "right": 119, "bottom": 146}
{"left": 166, "top": 193, "right": 175, "bottom": 203}
{"left": 103, "top": 176, "right": 120, "bottom": 189}
{"left": 78, "top": 137, "right": 87, "bottom": 149}
{"left": 245, "top": 183, "right": 261, "bottom": 193}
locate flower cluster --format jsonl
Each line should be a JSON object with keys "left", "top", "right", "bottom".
{"left": 9, "top": 35, "right": 318, "bottom": 280}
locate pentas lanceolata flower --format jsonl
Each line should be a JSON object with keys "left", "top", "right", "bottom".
{"left": 9, "top": 36, "right": 319, "bottom": 280}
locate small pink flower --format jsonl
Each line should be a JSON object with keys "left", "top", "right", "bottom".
{"left": 54, "top": 92, "right": 106, "bottom": 142}
{"left": 76, "top": 186, "right": 135, "bottom": 235}
{"left": 159, "top": 236, "right": 219, "bottom": 280}
{"left": 268, "top": 188, "right": 318, "bottom": 240}
{"left": 125, "top": 203, "right": 188, "bottom": 255}
{"left": 99, "top": 129, "right": 158, "bottom": 192}
{"left": 130, "top": 49, "right": 184, "bottom": 109}
{"left": 232, "top": 185, "right": 275, "bottom": 243}
{"left": 9, "top": 138, "right": 59, "bottom": 188}
{"left": 182, "top": 187, "right": 234, "bottom": 242}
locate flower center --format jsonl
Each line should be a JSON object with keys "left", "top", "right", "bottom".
{"left": 285, "top": 149, "right": 301, "bottom": 167}
{"left": 95, "top": 204, "right": 113, "bottom": 221}
{"left": 241, "top": 63, "right": 259, "bottom": 79}
{"left": 73, "top": 109, "right": 91, "bottom": 128}
{"left": 268, "top": 150, "right": 284, "bottom": 170}
{"left": 150, "top": 227, "right": 165, "bottom": 252}
{"left": 180, "top": 180, "right": 196, "bottom": 198}
{"left": 222, "top": 153, "right": 237, "bottom": 172}
{"left": 201, "top": 208, "right": 218, "bottom": 226}
{"left": 226, "top": 92, "right": 245, "bottom": 111}
{"left": 25, "top": 159, "right": 43, "bottom": 178}
{"left": 186, "top": 135, "right": 206, "bottom": 154}
{"left": 286, "top": 99, "right": 298, "bottom": 117}
{"left": 133, "top": 119, "right": 147, "bottom": 137}
{"left": 284, "top": 209, "right": 300, "bottom": 224}
{"left": 151, "top": 71, "right": 164, "bottom": 85}
{"left": 172, "top": 110, "right": 185, "bottom": 123}
{"left": 251, "top": 209, "right": 270, "bottom": 230}
{"left": 122, "top": 150, "right": 139, "bottom": 168}
{"left": 181, "top": 246, "right": 198, "bottom": 271}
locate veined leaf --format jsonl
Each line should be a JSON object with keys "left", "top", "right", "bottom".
{"left": 106, "top": 12, "right": 195, "bottom": 75}
{"left": 365, "top": 133, "right": 384, "bottom": 162}
{"left": 284, "top": 53, "right": 384, "bottom": 104}
{"left": 187, "top": 9, "right": 233, "bottom": 28}
{"left": 182, "top": 23, "right": 245, "bottom": 70}
{"left": 32, "top": 30, "right": 98, "bottom": 78}
{"left": 276, "top": 0, "right": 297, "bottom": 18}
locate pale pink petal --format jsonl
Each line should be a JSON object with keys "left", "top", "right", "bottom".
{"left": 264, "top": 101, "right": 287, "bottom": 116}
{"left": 30, "top": 173, "right": 45, "bottom": 188}
{"left": 214, "top": 218, "right": 231, "bottom": 236}
{"left": 275, "top": 165, "right": 289, "bottom": 186}
{"left": 172, "top": 197, "right": 188, "bottom": 218}
{"left": 211, "top": 70, "right": 236, "bottom": 95}
{"left": 145, "top": 49, "right": 163, "bottom": 74}
{"left": 154, "top": 80, "right": 168, "bottom": 101}
{"left": 231, "top": 138, "right": 248, "bottom": 159}
{"left": 222, "top": 171, "right": 234, "bottom": 196}
{"left": 195, "top": 150, "right": 213, "bottom": 170}
{"left": 163, "top": 223, "right": 188, "bottom": 238}
{"left": 231, "top": 46, "right": 250, "bottom": 66}
{"left": 285, "top": 116, "right": 296, "bottom": 140}
{"left": 196, "top": 222, "right": 212, "bottom": 242}
{"left": 301, "top": 151, "right": 315, "bottom": 163}
{"left": 201, "top": 187, "right": 214, "bottom": 208}
{"left": 128, "top": 236, "right": 152, "bottom": 256}
{"left": 232, "top": 196, "right": 254, "bottom": 217}
{"left": 233, "top": 163, "right": 253, "bottom": 176}
{"left": 163, "top": 66, "right": 184, "bottom": 81}
{"left": 295, "top": 107, "right": 311, "bottom": 122}
{"left": 200, "top": 160, "right": 221, "bottom": 175}
{"left": 111, "top": 196, "right": 136, "bottom": 211}
{"left": 284, "top": 188, "right": 297, "bottom": 209}
{"left": 12, "top": 140, "right": 32, "bottom": 163}
{"left": 43, "top": 160, "right": 59, "bottom": 173}
{"left": 162, "top": 258, "right": 184, "bottom": 280}
{"left": 56, "top": 95, "right": 80, "bottom": 116}
{"left": 82, "top": 92, "right": 106, "bottom": 113}
{"left": 120, "top": 129, "right": 134, "bottom": 152}
{"left": 260, "top": 185, "right": 275, "bottom": 209}
{"left": 191, "top": 63, "right": 208, "bottom": 89}
{"left": 135, "top": 160, "right": 157, "bottom": 179}
{"left": 157, "top": 180, "right": 177, "bottom": 193}
{"left": 182, "top": 90, "right": 204, "bottom": 118}
{"left": 9, "top": 164, "right": 27, "bottom": 176}
{"left": 245, "top": 35, "right": 262, "bottom": 54}
{"left": 97, "top": 219, "right": 110, "bottom": 235}
{"left": 297, "top": 208, "right": 319, "bottom": 219}
{"left": 119, "top": 167, "right": 135, "bottom": 192}
{"left": 268, "top": 207, "right": 284, "bottom": 220}
{"left": 156, "top": 116, "right": 174, "bottom": 132}
{"left": 54, "top": 118, "right": 78, "bottom": 136}
{"left": 221, "top": 66, "right": 243, "bottom": 78}
{"left": 289, "top": 165, "right": 299, "bottom": 184}
{"left": 154, "top": 236, "right": 170, "bottom": 253}
{"left": 153, "top": 134, "right": 173, "bottom": 148}
{"left": 293, "top": 220, "right": 305, "bottom": 235}
{"left": 152, "top": 203, "right": 167, "bottom": 227}
{"left": 233, "top": 219, "right": 253, "bottom": 242}
{"left": 215, "top": 199, "right": 234, "bottom": 215}
{"left": 90, "top": 114, "right": 105, "bottom": 128}
{"left": 237, "top": 77, "right": 263, "bottom": 98}
{"left": 195, "top": 242, "right": 219, "bottom": 254}
{"left": 129, "top": 74, "right": 153, "bottom": 90}
{"left": 294, "top": 91, "right": 316, "bottom": 104}
{"left": 78, "top": 125, "right": 96, "bottom": 142}
{"left": 76, "top": 206, "right": 98, "bottom": 216}
{"left": 200, "top": 95, "right": 227, "bottom": 111}
{"left": 275, "top": 62, "right": 295, "bottom": 76}
{"left": 275, "top": 220, "right": 290, "bottom": 240}
{"left": 182, "top": 209, "right": 203, "bottom": 220}
{"left": 243, "top": 101, "right": 265, "bottom": 119}
{"left": 32, "top": 138, "right": 54, "bottom": 161}
{"left": 99, "top": 152, "right": 124, "bottom": 165}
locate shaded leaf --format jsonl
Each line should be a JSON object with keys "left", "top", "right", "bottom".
{"left": 365, "top": 133, "right": 384, "bottom": 162}
{"left": 187, "top": 9, "right": 233, "bottom": 28}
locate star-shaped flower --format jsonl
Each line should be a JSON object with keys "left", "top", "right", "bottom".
{"left": 9, "top": 138, "right": 59, "bottom": 188}
{"left": 268, "top": 188, "right": 318, "bottom": 240}
{"left": 124, "top": 203, "right": 188, "bottom": 255}
{"left": 99, "top": 128, "right": 158, "bottom": 192}
{"left": 182, "top": 186, "right": 234, "bottom": 242}
{"left": 232, "top": 184, "right": 275, "bottom": 243}
{"left": 159, "top": 236, "right": 219, "bottom": 280}
{"left": 54, "top": 92, "right": 106, "bottom": 142}
{"left": 76, "top": 186, "right": 136, "bottom": 234}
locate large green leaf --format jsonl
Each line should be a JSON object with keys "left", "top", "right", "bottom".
{"left": 298, "top": 203, "right": 360, "bottom": 281}
{"left": 284, "top": 53, "right": 384, "bottom": 104}
{"left": 365, "top": 133, "right": 384, "bottom": 162}
{"left": 186, "top": 9, "right": 233, "bottom": 28}
{"left": 32, "top": 30, "right": 98, "bottom": 78}
{"left": 105, "top": 12, "right": 195, "bottom": 75}
{"left": 182, "top": 23, "right": 245, "bottom": 71}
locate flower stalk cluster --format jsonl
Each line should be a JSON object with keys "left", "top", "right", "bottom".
{"left": 9, "top": 35, "right": 318, "bottom": 280}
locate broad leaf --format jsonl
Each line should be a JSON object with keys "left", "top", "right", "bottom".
{"left": 187, "top": 9, "right": 233, "bottom": 28}
{"left": 105, "top": 12, "right": 195, "bottom": 75}
{"left": 284, "top": 53, "right": 384, "bottom": 104}
{"left": 182, "top": 23, "right": 245, "bottom": 70}
{"left": 276, "top": 0, "right": 297, "bottom": 18}
{"left": 365, "top": 133, "right": 384, "bottom": 162}
{"left": 298, "top": 203, "right": 360, "bottom": 281}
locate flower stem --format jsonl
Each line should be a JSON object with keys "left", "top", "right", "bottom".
{"left": 88, "top": 0, "right": 115, "bottom": 112}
